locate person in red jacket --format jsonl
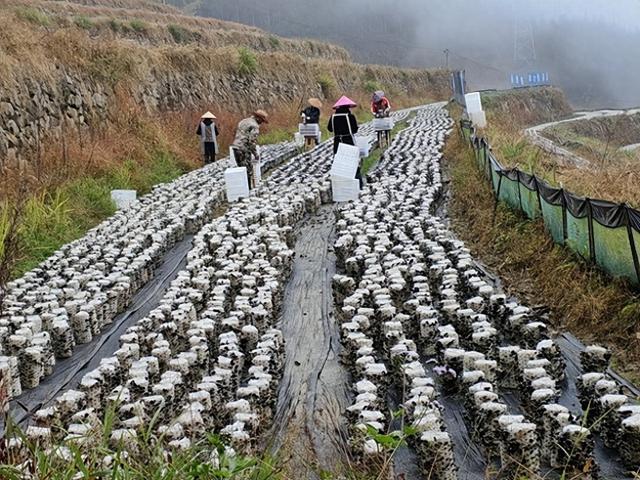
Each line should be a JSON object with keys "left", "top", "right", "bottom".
{"left": 371, "top": 90, "right": 391, "bottom": 118}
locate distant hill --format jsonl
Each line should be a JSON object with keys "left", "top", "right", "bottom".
{"left": 157, "top": 0, "right": 640, "bottom": 109}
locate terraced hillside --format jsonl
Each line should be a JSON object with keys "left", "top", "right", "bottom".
{"left": 0, "top": 0, "right": 449, "bottom": 167}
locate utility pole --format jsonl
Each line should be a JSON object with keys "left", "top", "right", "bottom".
{"left": 513, "top": 14, "right": 537, "bottom": 71}
{"left": 443, "top": 49, "right": 450, "bottom": 69}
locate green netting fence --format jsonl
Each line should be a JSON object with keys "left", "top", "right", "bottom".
{"left": 460, "top": 119, "right": 640, "bottom": 286}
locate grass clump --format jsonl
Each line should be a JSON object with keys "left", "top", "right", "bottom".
{"left": 87, "top": 47, "right": 136, "bottom": 86}
{"left": 268, "top": 35, "right": 281, "bottom": 48}
{"left": 237, "top": 47, "right": 258, "bottom": 76}
{"left": 168, "top": 24, "right": 199, "bottom": 43}
{"left": 363, "top": 79, "right": 383, "bottom": 94}
{"left": 129, "top": 18, "right": 148, "bottom": 34}
{"left": 74, "top": 15, "right": 94, "bottom": 30}
{"left": 108, "top": 18, "right": 123, "bottom": 32}
{"left": 15, "top": 6, "right": 50, "bottom": 26}
{"left": 317, "top": 73, "right": 336, "bottom": 98}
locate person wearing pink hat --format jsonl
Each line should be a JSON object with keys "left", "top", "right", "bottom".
{"left": 327, "top": 96, "right": 359, "bottom": 155}
{"left": 328, "top": 95, "right": 362, "bottom": 187}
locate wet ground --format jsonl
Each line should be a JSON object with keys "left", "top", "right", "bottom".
{"left": 269, "top": 206, "right": 352, "bottom": 479}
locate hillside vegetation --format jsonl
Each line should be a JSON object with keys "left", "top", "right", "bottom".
{"left": 446, "top": 100, "right": 640, "bottom": 383}
{"left": 542, "top": 113, "right": 640, "bottom": 167}
{"left": 480, "top": 88, "right": 640, "bottom": 207}
{"left": 0, "top": 0, "right": 450, "bottom": 278}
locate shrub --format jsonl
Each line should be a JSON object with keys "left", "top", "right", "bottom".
{"left": 15, "top": 6, "right": 50, "bottom": 27}
{"left": 363, "top": 79, "right": 383, "bottom": 93}
{"left": 129, "top": 19, "right": 148, "bottom": 34}
{"left": 168, "top": 24, "right": 194, "bottom": 43}
{"left": 268, "top": 35, "right": 281, "bottom": 48}
{"left": 87, "top": 48, "right": 136, "bottom": 86}
{"left": 237, "top": 47, "right": 258, "bottom": 76}
{"left": 74, "top": 15, "right": 94, "bottom": 30}
{"left": 317, "top": 73, "right": 336, "bottom": 98}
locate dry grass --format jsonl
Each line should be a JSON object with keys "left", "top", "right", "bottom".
{"left": 483, "top": 112, "right": 640, "bottom": 208}
{"left": 478, "top": 88, "right": 640, "bottom": 207}
{"left": 445, "top": 127, "right": 640, "bottom": 383}
{"left": 1, "top": 0, "right": 351, "bottom": 67}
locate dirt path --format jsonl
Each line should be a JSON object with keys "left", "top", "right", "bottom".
{"left": 524, "top": 107, "right": 640, "bottom": 167}
{"left": 269, "top": 206, "right": 351, "bottom": 480}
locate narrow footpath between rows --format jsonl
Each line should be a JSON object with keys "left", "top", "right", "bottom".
{"left": 269, "top": 206, "right": 352, "bottom": 479}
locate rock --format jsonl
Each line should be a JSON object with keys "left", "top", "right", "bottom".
{"left": 0, "top": 101, "right": 15, "bottom": 117}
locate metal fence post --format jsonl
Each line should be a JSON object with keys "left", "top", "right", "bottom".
{"left": 534, "top": 176, "right": 543, "bottom": 218}
{"left": 516, "top": 170, "right": 523, "bottom": 213}
{"left": 586, "top": 199, "right": 596, "bottom": 263}
{"left": 625, "top": 206, "right": 640, "bottom": 285}
{"left": 561, "top": 189, "right": 568, "bottom": 245}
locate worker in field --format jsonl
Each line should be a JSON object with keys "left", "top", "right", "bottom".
{"left": 328, "top": 95, "right": 362, "bottom": 188}
{"left": 231, "top": 109, "right": 269, "bottom": 189}
{"left": 196, "top": 111, "right": 219, "bottom": 165}
{"left": 328, "top": 95, "right": 359, "bottom": 155}
{"left": 371, "top": 90, "right": 391, "bottom": 118}
{"left": 301, "top": 98, "right": 322, "bottom": 125}
{"left": 301, "top": 98, "right": 322, "bottom": 146}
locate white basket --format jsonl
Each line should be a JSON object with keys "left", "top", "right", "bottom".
{"left": 298, "top": 123, "right": 320, "bottom": 137}
{"left": 111, "top": 190, "right": 136, "bottom": 210}
{"left": 373, "top": 118, "right": 394, "bottom": 131}
{"left": 469, "top": 110, "right": 487, "bottom": 128}
{"left": 331, "top": 175, "right": 360, "bottom": 202}
{"left": 465, "top": 92, "right": 483, "bottom": 113}
{"left": 224, "top": 167, "right": 249, "bottom": 202}
{"left": 356, "top": 136, "right": 372, "bottom": 157}
{"left": 330, "top": 143, "right": 360, "bottom": 178}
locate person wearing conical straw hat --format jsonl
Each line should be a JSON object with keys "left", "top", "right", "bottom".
{"left": 301, "top": 98, "right": 322, "bottom": 146}
{"left": 328, "top": 95, "right": 362, "bottom": 188}
{"left": 327, "top": 95, "right": 358, "bottom": 155}
{"left": 196, "top": 111, "right": 220, "bottom": 165}
{"left": 232, "top": 109, "right": 269, "bottom": 189}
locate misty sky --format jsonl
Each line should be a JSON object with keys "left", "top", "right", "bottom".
{"left": 193, "top": 0, "right": 640, "bottom": 107}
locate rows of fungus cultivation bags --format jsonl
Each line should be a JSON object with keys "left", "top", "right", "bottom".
{"left": 333, "top": 105, "right": 640, "bottom": 479}
{"left": 0, "top": 144, "right": 298, "bottom": 397}
{"left": 7, "top": 111, "right": 417, "bottom": 466}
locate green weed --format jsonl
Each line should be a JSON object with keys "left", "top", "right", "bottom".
{"left": 15, "top": 6, "right": 50, "bottom": 26}
{"left": 268, "top": 35, "right": 281, "bottom": 48}
{"left": 74, "top": 15, "right": 94, "bottom": 30}
{"left": 0, "top": 411, "right": 284, "bottom": 479}
{"left": 237, "top": 47, "right": 258, "bottom": 76}
{"left": 129, "top": 19, "right": 148, "bottom": 34}
{"left": 317, "top": 73, "right": 336, "bottom": 98}
{"left": 362, "top": 79, "right": 382, "bottom": 94}
{"left": 168, "top": 24, "right": 199, "bottom": 43}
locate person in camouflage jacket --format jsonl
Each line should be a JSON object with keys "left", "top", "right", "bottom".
{"left": 231, "top": 109, "right": 269, "bottom": 188}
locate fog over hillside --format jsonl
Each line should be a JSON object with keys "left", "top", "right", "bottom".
{"left": 169, "top": 0, "right": 640, "bottom": 108}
